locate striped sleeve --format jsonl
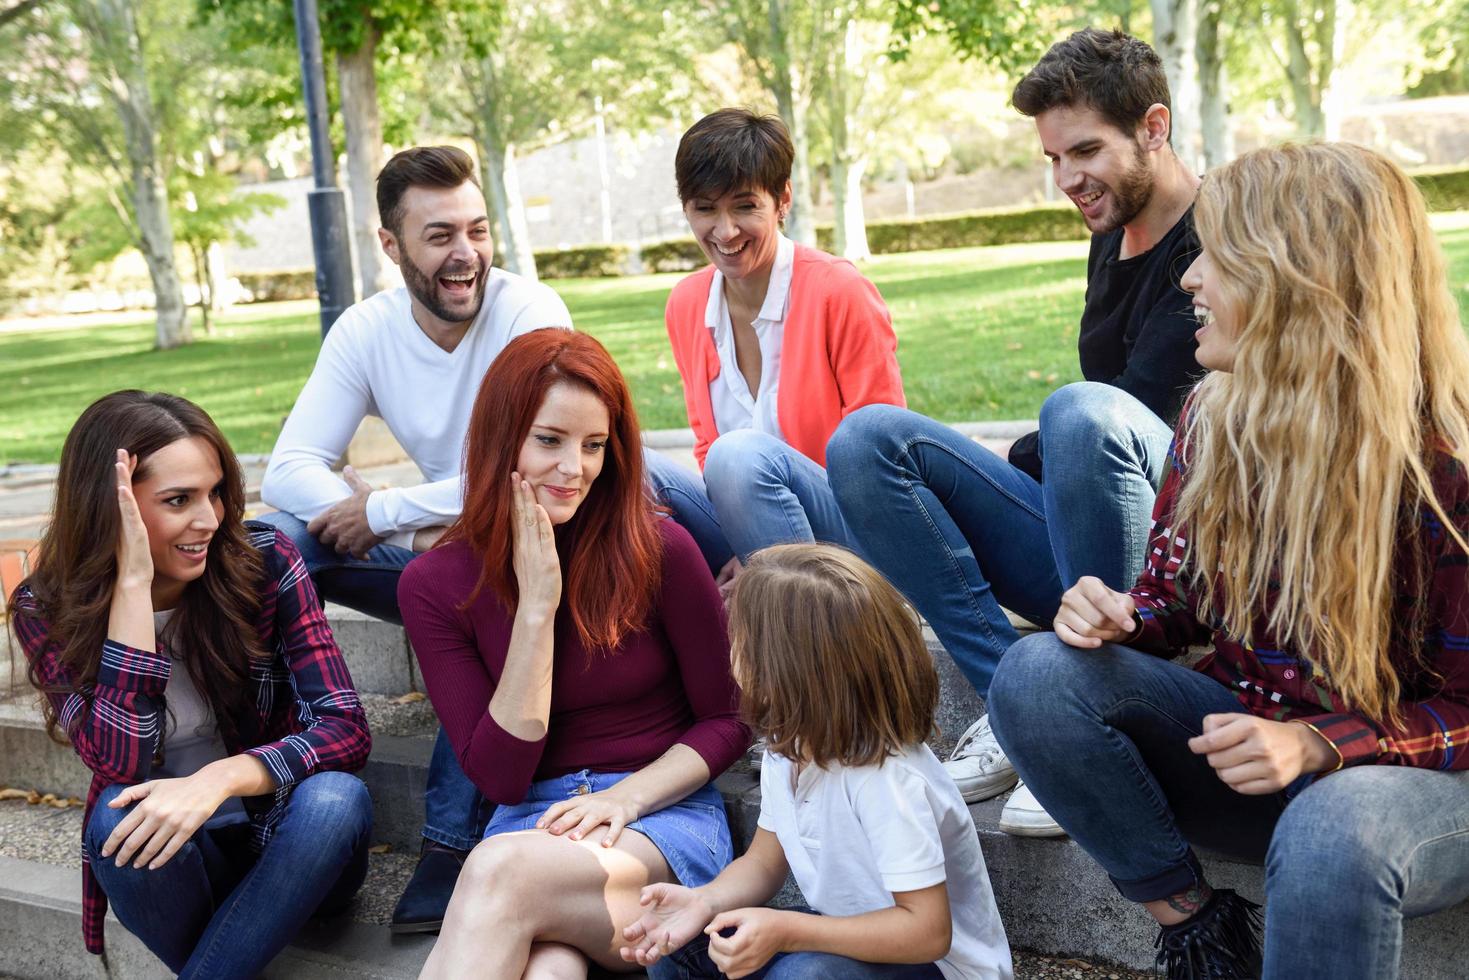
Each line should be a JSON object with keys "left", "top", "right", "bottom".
{"left": 12, "top": 588, "right": 167, "bottom": 784}
{"left": 242, "top": 530, "right": 371, "bottom": 786}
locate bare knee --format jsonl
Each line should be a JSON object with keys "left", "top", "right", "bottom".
{"left": 522, "top": 943, "right": 588, "bottom": 980}
{"left": 459, "top": 834, "right": 538, "bottom": 909}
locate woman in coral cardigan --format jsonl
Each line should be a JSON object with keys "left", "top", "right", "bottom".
{"left": 656, "top": 108, "right": 906, "bottom": 584}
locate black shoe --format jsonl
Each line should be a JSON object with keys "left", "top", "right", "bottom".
{"left": 390, "top": 839, "right": 469, "bottom": 935}
{"left": 1155, "top": 888, "right": 1263, "bottom": 979}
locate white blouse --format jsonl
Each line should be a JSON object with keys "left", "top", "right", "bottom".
{"left": 704, "top": 234, "right": 796, "bottom": 440}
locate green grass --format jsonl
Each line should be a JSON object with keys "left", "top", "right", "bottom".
{"left": 4, "top": 222, "right": 1469, "bottom": 465}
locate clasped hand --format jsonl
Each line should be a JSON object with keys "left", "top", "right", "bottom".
{"left": 307, "top": 466, "right": 384, "bottom": 559}
{"left": 620, "top": 885, "right": 787, "bottom": 977}
{"left": 101, "top": 771, "right": 230, "bottom": 871}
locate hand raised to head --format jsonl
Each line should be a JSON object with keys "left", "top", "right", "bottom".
{"left": 510, "top": 472, "right": 562, "bottom": 616}
{"left": 114, "top": 449, "right": 153, "bottom": 592}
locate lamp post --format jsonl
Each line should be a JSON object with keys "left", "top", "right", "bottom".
{"left": 292, "top": 0, "right": 355, "bottom": 336}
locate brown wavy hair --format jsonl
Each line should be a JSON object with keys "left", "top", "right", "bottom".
{"left": 727, "top": 544, "right": 938, "bottom": 769}
{"left": 445, "top": 329, "right": 662, "bottom": 650}
{"left": 10, "top": 391, "right": 268, "bottom": 747}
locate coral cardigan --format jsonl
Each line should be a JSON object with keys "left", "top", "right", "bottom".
{"left": 665, "top": 244, "right": 906, "bottom": 469}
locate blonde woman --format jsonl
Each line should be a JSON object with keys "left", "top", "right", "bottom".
{"left": 988, "top": 142, "right": 1469, "bottom": 980}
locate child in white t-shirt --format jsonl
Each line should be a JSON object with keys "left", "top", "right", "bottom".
{"left": 620, "top": 544, "right": 1013, "bottom": 980}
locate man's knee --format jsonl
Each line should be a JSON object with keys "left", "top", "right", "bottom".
{"left": 253, "top": 509, "right": 320, "bottom": 560}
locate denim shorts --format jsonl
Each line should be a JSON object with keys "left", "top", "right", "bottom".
{"left": 482, "top": 769, "right": 733, "bottom": 887}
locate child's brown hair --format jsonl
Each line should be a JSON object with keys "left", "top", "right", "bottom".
{"left": 727, "top": 543, "right": 938, "bottom": 769}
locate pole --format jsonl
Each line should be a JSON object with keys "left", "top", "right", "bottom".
{"left": 292, "top": 0, "right": 355, "bottom": 336}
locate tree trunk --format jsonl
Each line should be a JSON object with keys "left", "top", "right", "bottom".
{"left": 1150, "top": 0, "right": 1201, "bottom": 171}
{"left": 768, "top": 0, "right": 817, "bottom": 247}
{"left": 827, "top": 18, "right": 869, "bottom": 262}
{"left": 476, "top": 133, "right": 537, "bottom": 281}
{"left": 87, "top": 0, "right": 188, "bottom": 348}
{"left": 1197, "top": 0, "right": 1233, "bottom": 170}
{"left": 191, "top": 241, "right": 212, "bottom": 335}
{"left": 337, "top": 28, "right": 390, "bottom": 298}
{"left": 1279, "top": 0, "right": 1328, "bottom": 136}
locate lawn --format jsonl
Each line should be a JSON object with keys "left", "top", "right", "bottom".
{"left": 3, "top": 218, "right": 1469, "bottom": 465}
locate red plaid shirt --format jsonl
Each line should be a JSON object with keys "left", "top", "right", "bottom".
{"left": 13, "top": 523, "right": 371, "bottom": 953}
{"left": 1131, "top": 431, "right": 1469, "bottom": 772}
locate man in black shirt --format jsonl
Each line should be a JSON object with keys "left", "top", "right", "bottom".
{"left": 827, "top": 28, "right": 1202, "bottom": 834}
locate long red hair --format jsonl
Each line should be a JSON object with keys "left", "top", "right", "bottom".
{"left": 446, "top": 328, "right": 662, "bottom": 649}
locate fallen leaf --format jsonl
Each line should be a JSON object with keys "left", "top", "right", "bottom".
{"left": 392, "top": 691, "right": 427, "bottom": 705}
{"left": 0, "top": 788, "right": 31, "bottom": 801}
{"left": 1026, "top": 370, "right": 1042, "bottom": 380}
{"left": 368, "top": 843, "right": 393, "bottom": 854}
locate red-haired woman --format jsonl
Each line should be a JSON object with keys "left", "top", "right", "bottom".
{"left": 9, "top": 391, "right": 371, "bottom": 977}
{"left": 400, "top": 328, "right": 750, "bottom": 978}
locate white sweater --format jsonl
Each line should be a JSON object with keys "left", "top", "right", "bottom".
{"left": 261, "top": 272, "right": 572, "bottom": 548}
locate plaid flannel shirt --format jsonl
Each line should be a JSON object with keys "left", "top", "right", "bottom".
{"left": 13, "top": 523, "right": 371, "bottom": 954}
{"left": 1130, "top": 431, "right": 1469, "bottom": 772}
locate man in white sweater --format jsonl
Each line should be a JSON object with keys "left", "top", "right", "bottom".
{"left": 258, "top": 146, "right": 571, "bottom": 933}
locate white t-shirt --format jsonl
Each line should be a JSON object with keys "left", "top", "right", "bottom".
{"left": 152, "top": 609, "right": 247, "bottom": 829}
{"left": 705, "top": 234, "right": 794, "bottom": 440}
{"left": 758, "top": 744, "right": 1013, "bottom": 980}
{"left": 261, "top": 272, "right": 572, "bottom": 548}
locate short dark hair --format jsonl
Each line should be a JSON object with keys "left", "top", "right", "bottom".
{"left": 1012, "top": 28, "right": 1171, "bottom": 138}
{"left": 675, "top": 108, "right": 793, "bottom": 204}
{"left": 376, "top": 145, "right": 479, "bottom": 236}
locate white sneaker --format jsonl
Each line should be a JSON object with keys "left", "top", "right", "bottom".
{"left": 943, "top": 714, "right": 1019, "bottom": 802}
{"left": 998, "top": 781, "right": 1066, "bottom": 837}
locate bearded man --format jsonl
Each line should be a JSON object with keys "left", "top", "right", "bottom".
{"left": 258, "top": 145, "right": 570, "bottom": 933}
{"left": 827, "top": 28, "right": 1203, "bottom": 838}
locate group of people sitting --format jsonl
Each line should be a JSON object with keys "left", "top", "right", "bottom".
{"left": 11, "top": 25, "right": 1469, "bottom": 980}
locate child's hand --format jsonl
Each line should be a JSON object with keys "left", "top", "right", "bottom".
{"left": 705, "top": 907, "right": 790, "bottom": 979}
{"left": 618, "top": 882, "right": 715, "bottom": 966}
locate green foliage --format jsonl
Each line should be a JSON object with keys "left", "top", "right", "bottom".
{"left": 172, "top": 171, "right": 286, "bottom": 255}
{"left": 532, "top": 245, "right": 628, "bottom": 280}
{"left": 1414, "top": 167, "right": 1469, "bottom": 212}
{"left": 640, "top": 239, "right": 710, "bottom": 274}
{"left": 816, "top": 204, "right": 1088, "bottom": 253}
{"left": 237, "top": 270, "right": 319, "bottom": 302}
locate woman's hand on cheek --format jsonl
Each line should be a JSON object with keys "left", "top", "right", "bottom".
{"left": 114, "top": 449, "right": 153, "bottom": 592}
{"left": 535, "top": 788, "right": 640, "bottom": 847}
{"left": 705, "top": 907, "right": 789, "bottom": 979}
{"left": 510, "top": 472, "right": 562, "bottom": 615}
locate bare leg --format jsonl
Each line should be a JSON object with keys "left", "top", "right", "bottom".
{"left": 417, "top": 828, "right": 674, "bottom": 979}
{"left": 523, "top": 942, "right": 589, "bottom": 980}
{"left": 1144, "top": 882, "right": 1214, "bottom": 926}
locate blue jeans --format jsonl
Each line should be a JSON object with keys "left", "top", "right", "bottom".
{"left": 85, "top": 772, "right": 372, "bottom": 979}
{"left": 825, "top": 382, "right": 1172, "bottom": 697}
{"left": 989, "top": 632, "right": 1469, "bottom": 980}
{"left": 652, "top": 927, "right": 944, "bottom": 979}
{"left": 645, "top": 449, "right": 735, "bottom": 574}
{"left": 649, "top": 431, "right": 854, "bottom": 567}
{"left": 253, "top": 510, "right": 490, "bottom": 850}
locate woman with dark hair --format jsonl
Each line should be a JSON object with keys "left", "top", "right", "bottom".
{"left": 401, "top": 328, "right": 749, "bottom": 978}
{"left": 9, "top": 391, "right": 372, "bottom": 977}
{"left": 655, "top": 107, "right": 907, "bottom": 584}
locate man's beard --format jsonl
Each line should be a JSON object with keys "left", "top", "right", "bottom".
{"left": 1091, "top": 144, "right": 1155, "bottom": 235}
{"left": 400, "top": 250, "right": 488, "bottom": 325}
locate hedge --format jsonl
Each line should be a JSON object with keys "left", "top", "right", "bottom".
{"left": 532, "top": 243, "right": 627, "bottom": 279}
{"left": 1413, "top": 167, "right": 1469, "bottom": 213}
{"left": 816, "top": 202, "right": 1087, "bottom": 254}
{"left": 641, "top": 238, "right": 709, "bottom": 274}
{"left": 237, "top": 269, "right": 317, "bottom": 302}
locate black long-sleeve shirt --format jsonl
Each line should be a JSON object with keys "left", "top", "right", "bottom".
{"left": 1008, "top": 208, "right": 1203, "bottom": 480}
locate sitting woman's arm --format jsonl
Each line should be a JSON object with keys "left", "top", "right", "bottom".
{"left": 399, "top": 480, "right": 561, "bottom": 804}
{"left": 824, "top": 263, "right": 906, "bottom": 415}
{"left": 536, "top": 521, "right": 750, "bottom": 845}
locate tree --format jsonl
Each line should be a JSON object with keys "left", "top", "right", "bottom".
{"left": 68, "top": 0, "right": 191, "bottom": 347}
{"left": 1150, "top": 0, "right": 1202, "bottom": 168}
{"left": 1196, "top": 0, "right": 1234, "bottom": 168}
{"left": 440, "top": 0, "right": 702, "bottom": 277}
{"left": 173, "top": 170, "right": 285, "bottom": 334}
{"left": 690, "top": 0, "right": 836, "bottom": 247}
